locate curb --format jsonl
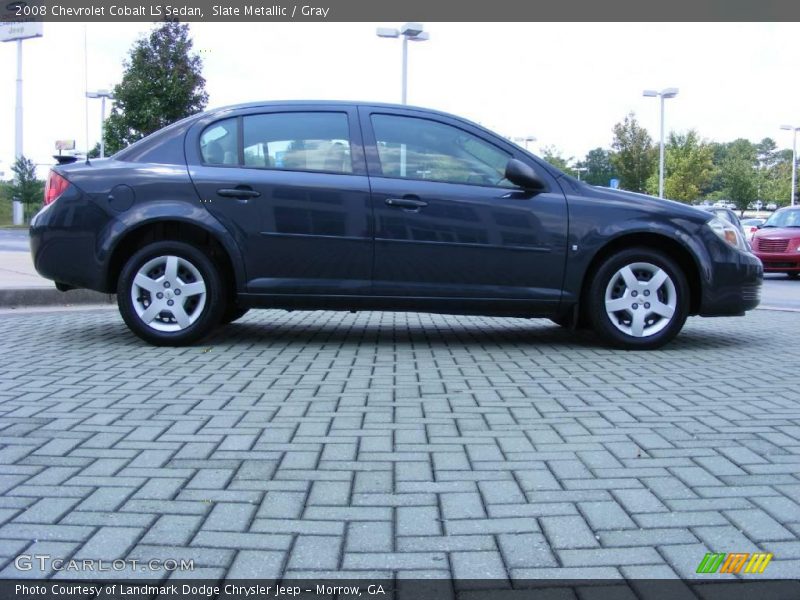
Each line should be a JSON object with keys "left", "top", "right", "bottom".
{"left": 0, "top": 288, "right": 116, "bottom": 308}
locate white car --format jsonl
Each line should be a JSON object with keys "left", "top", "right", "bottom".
{"left": 740, "top": 218, "right": 765, "bottom": 241}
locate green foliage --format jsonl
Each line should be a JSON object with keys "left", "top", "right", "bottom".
{"left": 720, "top": 139, "right": 758, "bottom": 212}
{"left": 0, "top": 181, "right": 13, "bottom": 226}
{"left": 576, "top": 147, "right": 617, "bottom": 186}
{"left": 104, "top": 22, "right": 208, "bottom": 155}
{"left": 11, "top": 156, "right": 44, "bottom": 220}
{"left": 540, "top": 145, "right": 576, "bottom": 177}
{"left": 610, "top": 113, "right": 656, "bottom": 193}
{"left": 646, "top": 130, "right": 715, "bottom": 202}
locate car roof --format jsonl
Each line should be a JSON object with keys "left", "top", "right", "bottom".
{"left": 206, "top": 100, "right": 465, "bottom": 121}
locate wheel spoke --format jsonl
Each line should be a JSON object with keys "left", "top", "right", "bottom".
{"left": 630, "top": 310, "right": 646, "bottom": 337}
{"left": 133, "top": 273, "right": 159, "bottom": 293}
{"left": 650, "top": 301, "right": 675, "bottom": 319}
{"left": 181, "top": 281, "right": 206, "bottom": 297}
{"left": 606, "top": 297, "right": 630, "bottom": 313}
{"left": 165, "top": 256, "right": 179, "bottom": 282}
{"left": 172, "top": 304, "right": 191, "bottom": 329}
{"left": 619, "top": 265, "right": 639, "bottom": 289}
{"left": 139, "top": 302, "right": 162, "bottom": 324}
{"left": 648, "top": 268, "right": 668, "bottom": 291}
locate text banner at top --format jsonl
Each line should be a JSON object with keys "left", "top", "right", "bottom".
{"left": 3, "top": 0, "right": 800, "bottom": 22}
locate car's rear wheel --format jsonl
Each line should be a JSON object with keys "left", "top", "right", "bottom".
{"left": 588, "top": 248, "right": 689, "bottom": 350}
{"left": 117, "top": 241, "right": 224, "bottom": 346}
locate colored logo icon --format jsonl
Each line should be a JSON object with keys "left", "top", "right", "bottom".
{"left": 696, "top": 552, "right": 773, "bottom": 574}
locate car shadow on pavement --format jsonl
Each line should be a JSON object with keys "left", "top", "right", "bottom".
{"left": 68, "top": 311, "right": 758, "bottom": 352}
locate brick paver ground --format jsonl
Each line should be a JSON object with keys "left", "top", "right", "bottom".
{"left": 0, "top": 308, "right": 798, "bottom": 580}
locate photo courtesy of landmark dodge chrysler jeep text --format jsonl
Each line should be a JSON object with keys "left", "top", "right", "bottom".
{"left": 30, "top": 101, "right": 762, "bottom": 349}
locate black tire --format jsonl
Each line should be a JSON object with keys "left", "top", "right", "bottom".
{"left": 787, "top": 272, "right": 799, "bottom": 280}
{"left": 587, "top": 247, "right": 689, "bottom": 350}
{"left": 221, "top": 306, "right": 249, "bottom": 325}
{"left": 117, "top": 241, "right": 224, "bottom": 346}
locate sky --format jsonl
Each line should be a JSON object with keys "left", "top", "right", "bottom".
{"left": 1, "top": 22, "right": 799, "bottom": 179}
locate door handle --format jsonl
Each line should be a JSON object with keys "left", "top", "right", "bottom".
{"left": 217, "top": 187, "right": 261, "bottom": 199}
{"left": 385, "top": 198, "right": 428, "bottom": 210}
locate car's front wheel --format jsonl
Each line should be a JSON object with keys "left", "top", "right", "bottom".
{"left": 117, "top": 241, "right": 224, "bottom": 346}
{"left": 588, "top": 248, "right": 689, "bottom": 350}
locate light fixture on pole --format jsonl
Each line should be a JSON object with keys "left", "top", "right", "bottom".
{"left": 780, "top": 125, "right": 799, "bottom": 207}
{"left": 643, "top": 87, "right": 679, "bottom": 199}
{"left": 86, "top": 90, "right": 115, "bottom": 158}
{"left": 376, "top": 23, "right": 430, "bottom": 104}
{"left": 512, "top": 135, "right": 537, "bottom": 151}
{"left": 573, "top": 166, "right": 588, "bottom": 181}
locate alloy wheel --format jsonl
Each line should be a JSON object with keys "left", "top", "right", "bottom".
{"left": 130, "top": 255, "right": 207, "bottom": 332}
{"left": 604, "top": 262, "right": 677, "bottom": 338}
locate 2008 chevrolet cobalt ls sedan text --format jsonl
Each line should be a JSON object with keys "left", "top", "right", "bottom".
{"left": 30, "top": 101, "right": 762, "bottom": 349}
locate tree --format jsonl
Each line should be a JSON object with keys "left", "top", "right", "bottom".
{"left": 720, "top": 139, "right": 758, "bottom": 213}
{"left": 11, "top": 156, "right": 43, "bottom": 221}
{"left": 645, "top": 130, "right": 714, "bottom": 202}
{"left": 540, "top": 145, "right": 576, "bottom": 177}
{"left": 104, "top": 22, "right": 208, "bottom": 155}
{"left": 610, "top": 113, "right": 656, "bottom": 193}
{"left": 577, "top": 147, "right": 617, "bottom": 186}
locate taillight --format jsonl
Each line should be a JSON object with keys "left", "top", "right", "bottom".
{"left": 44, "top": 170, "right": 69, "bottom": 205}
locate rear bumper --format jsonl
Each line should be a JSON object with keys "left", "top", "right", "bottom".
{"left": 29, "top": 189, "right": 112, "bottom": 292}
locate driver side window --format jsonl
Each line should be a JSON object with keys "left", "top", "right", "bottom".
{"left": 371, "top": 114, "right": 513, "bottom": 187}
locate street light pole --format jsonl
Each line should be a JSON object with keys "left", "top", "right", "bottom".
{"left": 643, "top": 87, "right": 679, "bottom": 199}
{"left": 401, "top": 35, "right": 408, "bottom": 105}
{"left": 15, "top": 39, "right": 23, "bottom": 160}
{"left": 377, "top": 23, "right": 429, "bottom": 105}
{"left": 86, "top": 90, "right": 114, "bottom": 158}
{"left": 782, "top": 125, "right": 798, "bottom": 207}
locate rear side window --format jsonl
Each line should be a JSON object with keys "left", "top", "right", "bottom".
{"left": 371, "top": 114, "right": 512, "bottom": 187}
{"left": 200, "top": 118, "right": 238, "bottom": 165}
{"left": 242, "top": 112, "right": 353, "bottom": 174}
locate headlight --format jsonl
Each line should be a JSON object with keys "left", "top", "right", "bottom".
{"left": 706, "top": 217, "right": 749, "bottom": 252}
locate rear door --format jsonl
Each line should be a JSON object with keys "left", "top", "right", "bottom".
{"left": 186, "top": 105, "right": 372, "bottom": 295}
{"left": 359, "top": 107, "right": 568, "bottom": 303}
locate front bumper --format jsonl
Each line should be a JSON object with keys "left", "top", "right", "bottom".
{"left": 753, "top": 250, "right": 800, "bottom": 273}
{"left": 698, "top": 234, "right": 763, "bottom": 317}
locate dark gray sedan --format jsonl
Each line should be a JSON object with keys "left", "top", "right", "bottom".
{"left": 30, "top": 101, "right": 762, "bottom": 349}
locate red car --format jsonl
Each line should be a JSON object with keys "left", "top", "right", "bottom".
{"left": 751, "top": 206, "right": 800, "bottom": 278}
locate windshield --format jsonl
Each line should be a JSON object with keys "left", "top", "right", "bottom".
{"left": 763, "top": 209, "right": 800, "bottom": 228}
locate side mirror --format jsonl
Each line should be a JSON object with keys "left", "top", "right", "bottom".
{"left": 505, "top": 159, "right": 546, "bottom": 192}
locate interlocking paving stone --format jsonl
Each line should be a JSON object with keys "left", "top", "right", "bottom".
{"left": 0, "top": 308, "right": 799, "bottom": 578}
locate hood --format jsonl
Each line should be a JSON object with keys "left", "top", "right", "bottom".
{"left": 576, "top": 183, "right": 712, "bottom": 225}
{"left": 753, "top": 226, "right": 800, "bottom": 240}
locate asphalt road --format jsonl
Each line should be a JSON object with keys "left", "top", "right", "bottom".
{"left": 0, "top": 228, "right": 28, "bottom": 252}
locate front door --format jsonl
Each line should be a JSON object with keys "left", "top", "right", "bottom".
{"left": 360, "top": 108, "right": 568, "bottom": 303}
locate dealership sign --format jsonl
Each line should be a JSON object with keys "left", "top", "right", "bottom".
{"left": 1, "top": 1, "right": 43, "bottom": 41}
